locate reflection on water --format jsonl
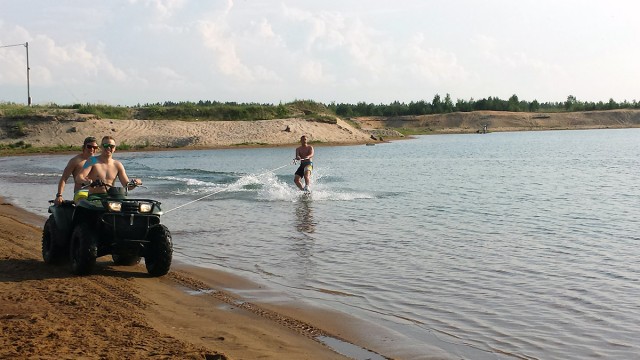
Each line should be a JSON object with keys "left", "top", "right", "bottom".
{"left": 290, "top": 197, "right": 317, "bottom": 281}
{"left": 295, "top": 197, "right": 315, "bottom": 234}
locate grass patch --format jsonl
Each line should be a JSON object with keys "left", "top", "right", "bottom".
{"left": 115, "top": 141, "right": 152, "bottom": 151}
{"left": 117, "top": 142, "right": 131, "bottom": 150}
{"left": 395, "top": 127, "right": 435, "bottom": 136}
{"left": 8, "top": 121, "right": 28, "bottom": 137}
{"left": 305, "top": 114, "right": 338, "bottom": 124}
{"left": 231, "top": 142, "right": 269, "bottom": 146}
{"left": 76, "top": 104, "right": 132, "bottom": 119}
{"left": 1, "top": 100, "right": 337, "bottom": 122}
{"left": 343, "top": 118, "right": 362, "bottom": 129}
{"left": 0, "top": 143, "right": 80, "bottom": 156}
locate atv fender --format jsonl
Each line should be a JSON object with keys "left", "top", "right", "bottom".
{"left": 48, "top": 203, "right": 75, "bottom": 242}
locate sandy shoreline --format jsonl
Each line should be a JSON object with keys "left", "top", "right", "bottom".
{"left": 0, "top": 196, "right": 393, "bottom": 359}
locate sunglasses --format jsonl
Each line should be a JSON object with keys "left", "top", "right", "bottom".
{"left": 86, "top": 145, "right": 99, "bottom": 150}
{"left": 102, "top": 144, "right": 116, "bottom": 149}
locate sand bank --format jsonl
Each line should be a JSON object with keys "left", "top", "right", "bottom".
{"left": 0, "top": 117, "right": 378, "bottom": 150}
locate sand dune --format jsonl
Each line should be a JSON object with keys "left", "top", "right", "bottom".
{"left": 354, "top": 109, "right": 640, "bottom": 134}
{"left": 0, "top": 116, "right": 375, "bottom": 149}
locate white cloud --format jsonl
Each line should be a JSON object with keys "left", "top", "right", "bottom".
{"left": 37, "top": 36, "right": 128, "bottom": 83}
{"left": 281, "top": 4, "right": 388, "bottom": 81}
{"left": 2, "top": 0, "right": 639, "bottom": 105}
{"left": 197, "top": 20, "right": 253, "bottom": 81}
{"left": 299, "top": 60, "right": 332, "bottom": 84}
{"left": 402, "top": 33, "right": 467, "bottom": 84}
{"left": 341, "top": 19, "right": 386, "bottom": 75}
{"left": 127, "top": 0, "right": 187, "bottom": 19}
{"left": 255, "top": 18, "right": 276, "bottom": 39}
{"left": 0, "top": 25, "right": 31, "bottom": 84}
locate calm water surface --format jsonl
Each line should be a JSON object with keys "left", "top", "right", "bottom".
{"left": 1, "top": 129, "right": 639, "bottom": 359}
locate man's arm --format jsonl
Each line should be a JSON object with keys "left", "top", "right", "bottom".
{"left": 55, "top": 159, "right": 76, "bottom": 204}
{"left": 116, "top": 161, "right": 141, "bottom": 189}
{"left": 76, "top": 162, "right": 93, "bottom": 187}
{"left": 115, "top": 161, "right": 130, "bottom": 187}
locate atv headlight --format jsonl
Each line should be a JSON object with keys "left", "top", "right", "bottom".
{"left": 107, "top": 201, "right": 122, "bottom": 212}
{"left": 139, "top": 202, "right": 153, "bottom": 213}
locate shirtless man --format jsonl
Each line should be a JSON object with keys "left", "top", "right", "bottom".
{"left": 83, "top": 136, "right": 141, "bottom": 200}
{"left": 55, "top": 136, "right": 98, "bottom": 205}
{"left": 294, "top": 135, "right": 314, "bottom": 191}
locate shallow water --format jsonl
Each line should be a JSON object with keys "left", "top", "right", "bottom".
{"left": 2, "top": 128, "right": 640, "bottom": 359}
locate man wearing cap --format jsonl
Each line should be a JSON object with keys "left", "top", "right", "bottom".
{"left": 55, "top": 136, "right": 99, "bottom": 205}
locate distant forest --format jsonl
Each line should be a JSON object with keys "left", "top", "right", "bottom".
{"left": 2, "top": 94, "right": 639, "bottom": 122}
{"left": 149, "top": 94, "right": 640, "bottom": 119}
{"left": 327, "top": 94, "right": 640, "bottom": 117}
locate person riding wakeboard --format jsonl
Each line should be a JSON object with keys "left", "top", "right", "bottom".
{"left": 294, "top": 135, "right": 314, "bottom": 192}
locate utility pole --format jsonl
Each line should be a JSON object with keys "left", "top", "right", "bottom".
{"left": 26, "top": 42, "right": 31, "bottom": 105}
{"left": 0, "top": 42, "right": 31, "bottom": 105}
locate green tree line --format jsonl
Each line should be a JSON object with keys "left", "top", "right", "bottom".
{"left": 2, "top": 95, "right": 639, "bottom": 121}
{"left": 328, "top": 94, "right": 640, "bottom": 117}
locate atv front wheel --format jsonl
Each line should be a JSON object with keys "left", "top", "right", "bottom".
{"left": 43, "top": 215, "right": 65, "bottom": 264}
{"left": 145, "top": 225, "right": 173, "bottom": 277}
{"left": 70, "top": 223, "right": 98, "bottom": 275}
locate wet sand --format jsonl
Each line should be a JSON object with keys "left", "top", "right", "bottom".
{"left": 0, "top": 196, "right": 390, "bottom": 360}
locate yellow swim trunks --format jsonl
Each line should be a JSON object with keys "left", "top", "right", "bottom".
{"left": 74, "top": 189, "right": 89, "bottom": 203}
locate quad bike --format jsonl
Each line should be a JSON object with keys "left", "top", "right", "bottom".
{"left": 42, "top": 180, "right": 173, "bottom": 276}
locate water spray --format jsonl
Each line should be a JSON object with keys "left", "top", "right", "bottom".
{"left": 163, "top": 160, "right": 296, "bottom": 214}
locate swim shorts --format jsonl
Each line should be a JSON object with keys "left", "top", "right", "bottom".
{"left": 295, "top": 160, "right": 313, "bottom": 178}
{"left": 74, "top": 189, "right": 89, "bottom": 203}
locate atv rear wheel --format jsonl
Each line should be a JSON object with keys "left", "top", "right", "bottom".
{"left": 145, "top": 225, "right": 173, "bottom": 277}
{"left": 70, "top": 223, "right": 98, "bottom": 275}
{"left": 42, "top": 215, "right": 66, "bottom": 264}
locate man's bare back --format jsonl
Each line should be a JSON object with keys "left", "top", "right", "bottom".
{"left": 55, "top": 137, "right": 98, "bottom": 204}
{"left": 68, "top": 155, "right": 92, "bottom": 189}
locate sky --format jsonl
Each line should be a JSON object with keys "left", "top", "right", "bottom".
{"left": 0, "top": 0, "right": 638, "bottom": 106}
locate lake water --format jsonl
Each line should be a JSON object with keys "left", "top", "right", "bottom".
{"left": 1, "top": 129, "right": 639, "bottom": 359}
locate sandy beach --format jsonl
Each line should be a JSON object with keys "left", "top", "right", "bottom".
{"left": 0, "top": 196, "right": 388, "bottom": 359}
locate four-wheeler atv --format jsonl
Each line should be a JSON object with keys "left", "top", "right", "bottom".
{"left": 42, "top": 180, "right": 173, "bottom": 276}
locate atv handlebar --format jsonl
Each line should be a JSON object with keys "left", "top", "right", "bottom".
{"left": 77, "top": 179, "right": 111, "bottom": 190}
{"left": 127, "top": 179, "right": 145, "bottom": 189}
{"left": 79, "top": 178, "right": 143, "bottom": 190}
